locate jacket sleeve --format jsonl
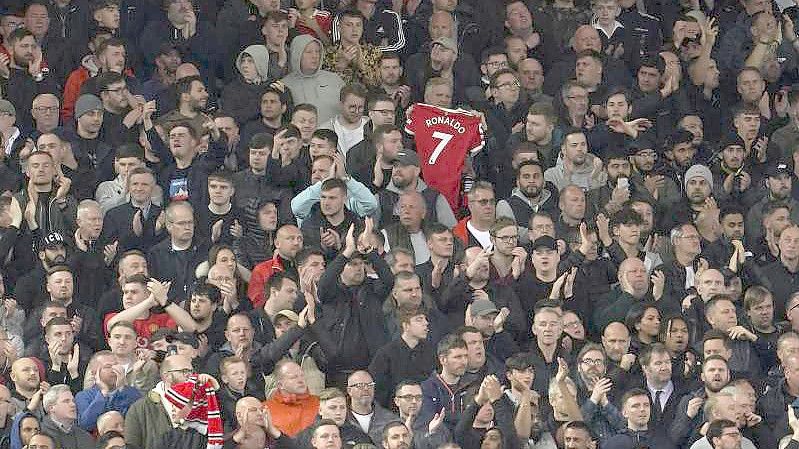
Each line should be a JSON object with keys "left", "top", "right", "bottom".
{"left": 345, "top": 178, "right": 379, "bottom": 218}
{"left": 291, "top": 182, "right": 323, "bottom": 222}
{"left": 454, "top": 401, "right": 483, "bottom": 449}
{"left": 494, "top": 396, "right": 520, "bottom": 449}
{"left": 367, "top": 250, "right": 395, "bottom": 299}
{"left": 251, "top": 325, "right": 306, "bottom": 373}
{"left": 76, "top": 388, "right": 106, "bottom": 431}
{"left": 668, "top": 395, "right": 697, "bottom": 447}
{"left": 435, "top": 194, "right": 457, "bottom": 228}
{"left": 317, "top": 254, "right": 349, "bottom": 305}
{"left": 124, "top": 400, "right": 146, "bottom": 449}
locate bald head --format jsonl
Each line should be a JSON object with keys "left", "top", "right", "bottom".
{"left": 602, "top": 322, "right": 631, "bottom": 362}
{"left": 573, "top": 25, "right": 601, "bottom": 52}
{"left": 160, "top": 354, "right": 192, "bottom": 377}
{"left": 429, "top": 11, "right": 455, "bottom": 40}
{"left": 175, "top": 63, "right": 200, "bottom": 80}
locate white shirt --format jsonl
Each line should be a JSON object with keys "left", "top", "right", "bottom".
{"left": 646, "top": 380, "right": 674, "bottom": 411}
{"left": 352, "top": 411, "right": 373, "bottom": 434}
{"left": 467, "top": 221, "right": 492, "bottom": 249}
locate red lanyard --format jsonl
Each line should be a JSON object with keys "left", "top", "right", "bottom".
{"left": 437, "top": 374, "right": 457, "bottom": 414}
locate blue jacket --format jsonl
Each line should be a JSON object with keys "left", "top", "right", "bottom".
{"left": 75, "top": 385, "right": 142, "bottom": 432}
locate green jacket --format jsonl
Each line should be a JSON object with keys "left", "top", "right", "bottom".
{"left": 124, "top": 389, "right": 173, "bottom": 449}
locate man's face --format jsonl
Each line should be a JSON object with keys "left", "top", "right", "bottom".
{"left": 505, "top": 1, "right": 533, "bottom": 32}
{"left": 275, "top": 227, "right": 303, "bottom": 258}
{"left": 341, "top": 94, "right": 366, "bottom": 124}
{"left": 518, "top": 59, "right": 544, "bottom": 91}
{"left": 733, "top": 113, "right": 761, "bottom": 141}
{"left": 461, "top": 331, "right": 486, "bottom": 370}
{"left": 482, "top": 54, "right": 509, "bottom": 78}
{"left": 440, "top": 347, "right": 469, "bottom": 376}
{"left": 12, "top": 359, "right": 39, "bottom": 391}
{"left": 394, "top": 384, "right": 423, "bottom": 417}
{"left": 19, "top": 417, "right": 39, "bottom": 445}
{"left": 128, "top": 173, "right": 155, "bottom": 203}
{"left": 156, "top": 49, "right": 182, "bottom": 74}
{"left": 32, "top": 95, "right": 60, "bottom": 130}
{"left": 339, "top": 16, "right": 363, "bottom": 43}
{"left": 319, "top": 397, "right": 348, "bottom": 425}
{"left": 644, "top": 350, "right": 673, "bottom": 385}
{"left": 767, "top": 174, "right": 792, "bottom": 199}
{"left": 249, "top": 146, "right": 269, "bottom": 172}
{"left": 292, "top": 110, "right": 318, "bottom": 141}
{"left": 697, "top": 270, "right": 725, "bottom": 300}
{"left": 311, "top": 425, "right": 341, "bottom": 449}
{"left": 637, "top": 66, "right": 661, "bottom": 93}
{"left": 0, "top": 16, "right": 23, "bottom": 41}
{"left": 492, "top": 72, "right": 520, "bottom": 105}
{"left": 279, "top": 363, "right": 308, "bottom": 395}
{"left": 578, "top": 349, "right": 606, "bottom": 384}
{"left": 747, "top": 297, "right": 774, "bottom": 329}
{"left": 78, "top": 109, "right": 104, "bottom": 135}
{"left": 77, "top": 206, "right": 103, "bottom": 240}
{"left": 737, "top": 71, "right": 765, "bottom": 103}
{"left": 623, "top": 394, "right": 651, "bottom": 428}
{"left": 225, "top": 316, "right": 254, "bottom": 350}
{"left": 429, "top": 12, "right": 454, "bottom": 39}
{"left": 562, "top": 133, "right": 588, "bottom": 165}
{"left": 27, "top": 435, "right": 54, "bottom": 449}
{"left": 560, "top": 188, "right": 586, "bottom": 220}
{"left": 168, "top": 126, "right": 197, "bottom": 158}
{"left": 631, "top": 148, "right": 657, "bottom": 172}
{"left": 674, "top": 225, "right": 702, "bottom": 256}
{"left": 593, "top": 0, "right": 619, "bottom": 23}
{"left": 189, "top": 294, "right": 216, "bottom": 321}
{"left": 262, "top": 18, "right": 289, "bottom": 45}
{"left": 708, "top": 300, "right": 739, "bottom": 332}
{"left": 573, "top": 26, "right": 602, "bottom": 52}
{"left": 722, "top": 145, "right": 745, "bottom": 169}
{"left": 767, "top": 208, "right": 791, "bottom": 237}
{"left": 114, "top": 156, "right": 141, "bottom": 181}
{"left": 525, "top": 114, "right": 552, "bottom": 143}
{"left": 670, "top": 142, "right": 695, "bottom": 167}
{"left": 320, "top": 187, "right": 346, "bottom": 218}
{"left": 379, "top": 58, "right": 402, "bottom": 85}
{"left": 369, "top": 100, "right": 396, "bottom": 127}
{"left": 721, "top": 213, "right": 744, "bottom": 240}
{"left": 621, "top": 259, "right": 648, "bottom": 293}
{"left": 46, "top": 325, "right": 75, "bottom": 355}
{"left": 424, "top": 83, "right": 452, "bottom": 108}
{"left": 383, "top": 425, "right": 411, "bottom": 449}
{"left": 532, "top": 311, "right": 562, "bottom": 346}
{"left": 347, "top": 371, "right": 375, "bottom": 407}
{"left": 505, "top": 38, "right": 526, "bottom": 66}
{"left": 24, "top": 5, "right": 49, "bottom": 37}
{"left": 186, "top": 81, "right": 209, "bottom": 110}
{"left": 398, "top": 195, "right": 425, "bottom": 229}
{"left": 208, "top": 179, "right": 234, "bottom": 206}
{"left": 701, "top": 359, "right": 730, "bottom": 392}
{"left": 430, "top": 44, "right": 456, "bottom": 73}
{"left": 427, "top": 231, "right": 454, "bottom": 258}
{"left": 575, "top": 56, "right": 602, "bottom": 87}
{"left": 685, "top": 177, "right": 710, "bottom": 204}
{"left": 704, "top": 338, "right": 732, "bottom": 361}
{"left": 47, "top": 272, "right": 74, "bottom": 301}
{"left": 166, "top": 205, "right": 194, "bottom": 243}
{"left": 269, "top": 279, "right": 298, "bottom": 311}
{"left": 467, "top": 188, "right": 496, "bottom": 223}
{"left": 712, "top": 427, "right": 743, "bottom": 449}
{"left": 605, "top": 94, "right": 630, "bottom": 121}
{"left": 531, "top": 247, "right": 557, "bottom": 273}
{"left": 563, "top": 428, "right": 592, "bottom": 449}
{"left": 780, "top": 226, "right": 799, "bottom": 261}
{"left": 602, "top": 326, "right": 630, "bottom": 362}
{"left": 311, "top": 158, "right": 332, "bottom": 184}
{"left": 108, "top": 326, "right": 137, "bottom": 355}
{"left": 300, "top": 42, "right": 322, "bottom": 74}
{"left": 606, "top": 158, "right": 631, "bottom": 183}
{"left": 100, "top": 45, "right": 126, "bottom": 73}
{"left": 260, "top": 92, "right": 285, "bottom": 121}
{"left": 12, "top": 37, "right": 36, "bottom": 67}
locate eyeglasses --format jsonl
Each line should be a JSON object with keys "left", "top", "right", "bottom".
{"left": 678, "top": 234, "right": 700, "bottom": 241}
{"left": 635, "top": 151, "right": 658, "bottom": 159}
{"left": 580, "top": 358, "right": 604, "bottom": 366}
{"left": 34, "top": 106, "right": 59, "bottom": 113}
{"left": 396, "top": 394, "right": 423, "bottom": 401}
{"left": 347, "top": 382, "right": 375, "bottom": 389}
{"left": 493, "top": 234, "right": 518, "bottom": 242}
{"left": 370, "top": 109, "right": 394, "bottom": 115}
{"left": 167, "top": 368, "right": 192, "bottom": 375}
{"left": 495, "top": 81, "right": 520, "bottom": 89}
{"left": 474, "top": 199, "right": 495, "bottom": 206}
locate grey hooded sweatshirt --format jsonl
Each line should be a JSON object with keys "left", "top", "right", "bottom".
{"left": 280, "top": 34, "right": 345, "bottom": 123}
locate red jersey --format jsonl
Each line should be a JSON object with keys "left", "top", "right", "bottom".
{"left": 405, "top": 103, "right": 485, "bottom": 211}
{"left": 295, "top": 10, "right": 333, "bottom": 40}
{"left": 104, "top": 311, "right": 177, "bottom": 347}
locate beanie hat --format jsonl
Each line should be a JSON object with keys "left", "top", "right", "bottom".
{"left": 684, "top": 164, "right": 713, "bottom": 189}
{"left": 164, "top": 374, "right": 224, "bottom": 449}
{"left": 74, "top": 94, "right": 102, "bottom": 120}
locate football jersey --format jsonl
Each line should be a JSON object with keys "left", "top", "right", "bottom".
{"left": 405, "top": 103, "right": 485, "bottom": 211}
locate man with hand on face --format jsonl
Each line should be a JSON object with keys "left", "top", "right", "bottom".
{"left": 14, "top": 231, "right": 67, "bottom": 316}
{"left": 74, "top": 351, "right": 141, "bottom": 432}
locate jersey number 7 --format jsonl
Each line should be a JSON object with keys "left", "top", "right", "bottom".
{"left": 428, "top": 131, "right": 454, "bottom": 165}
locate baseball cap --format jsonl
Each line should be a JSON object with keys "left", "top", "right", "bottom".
{"left": 0, "top": 99, "right": 15, "bottom": 117}
{"left": 172, "top": 332, "right": 199, "bottom": 348}
{"left": 470, "top": 299, "right": 499, "bottom": 317}
{"left": 766, "top": 161, "right": 791, "bottom": 178}
{"left": 274, "top": 309, "right": 299, "bottom": 323}
{"left": 39, "top": 232, "right": 65, "bottom": 250}
{"left": 393, "top": 149, "right": 420, "bottom": 167}
{"left": 531, "top": 235, "right": 557, "bottom": 252}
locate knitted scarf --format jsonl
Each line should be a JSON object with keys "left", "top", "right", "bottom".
{"left": 163, "top": 374, "right": 224, "bottom": 449}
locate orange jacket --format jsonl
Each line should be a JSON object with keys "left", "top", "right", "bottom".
{"left": 264, "top": 390, "right": 320, "bottom": 437}
{"left": 453, "top": 216, "right": 470, "bottom": 244}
